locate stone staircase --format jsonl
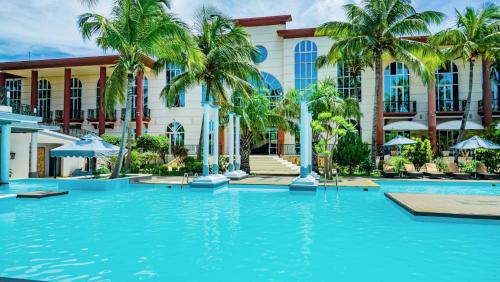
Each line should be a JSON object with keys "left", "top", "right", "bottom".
{"left": 250, "top": 155, "right": 300, "bottom": 176}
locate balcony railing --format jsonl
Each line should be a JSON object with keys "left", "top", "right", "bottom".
{"left": 384, "top": 100, "right": 417, "bottom": 114}
{"left": 478, "top": 99, "right": 500, "bottom": 112}
{"left": 11, "top": 103, "right": 38, "bottom": 117}
{"left": 55, "top": 110, "right": 85, "bottom": 122}
{"left": 121, "top": 108, "right": 151, "bottom": 121}
{"left": 87, "top": 109, "right": 117, "bottom": 122}
{"left": 436, "top": 99, "right": 466, "bottom": 113}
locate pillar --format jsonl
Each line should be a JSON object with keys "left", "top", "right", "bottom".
{"left": 202, "top": 103, "right": 210, "bottom": 176}
{"left": 308, "top": 112, "right": 313, "bottom": 173}
{"left": 63, "top": 68, "right": 71, "bottom": 133}
{"left": 235, "top": 115, "right": 241, "bottom": 171}
{"left": 300, "top": 100, "right": 308, "bottom": 178}
{"left": 212, "top": 105, "right": 220, "bottom": 174}
{"left": 376, "top": 61, "right": 384, "bottom": 152}
{"left": 31, "top": 70, "right": 38, "bottom": 109}
{"left": 0, "top": 72, "right": 5, "bottom": 88}
{"left": 135, "top": 70, "right": 144, "bottom": 138}
{"left": 218, "top": 129, "right": 225, "bottom": 155}
{"left": 483, "top": 59, "right": 493, "bottom": 127}
{"left": 98, "top": 66, "right": 106, "bottom": 136}
{"left": 278, "top": 129, "right": 285, "bottom": 156}
{"left": 427, "top": 80, "right": 437, "bottom": 153}
{"left": 227, "top": 113, "right": 235, "bottom": 172}
{"left": 0, "top": 124, "right": 12, "bottom": 184}
{"left": 29, "top": 132, "right": 38, "bottom": 178}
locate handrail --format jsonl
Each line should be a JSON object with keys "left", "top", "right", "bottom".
{"left": 181, "top": 173, "right": 189, "bottom": 189}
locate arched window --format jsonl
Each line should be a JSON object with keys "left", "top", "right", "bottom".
{"left": 166, "top": 122, "right": 185, "bottom": 147}
{"left": 384, "top": 62, "right": 410, "bottom": 112}
{"left": 37, "top": 79, "right": 51, "bottom": 119}
{"left": 491, "top": 64, "right": 500, "bottom": 111}
{"left": 5, "top": 79, "right": 21, "bottom": 112}
{"left": 294, "top": 40, "right": 318, "bottom": 93}
{"left": 435, "top": 61, "right": 458, "bottom": 112}
{"left": 143, "top": 77, "right": 148, "bottom": 113}
{"left": 166, "top": 64, "right": 185, "bottom": 107}
{"left": 259, "top": 72, "right": 283, "bottom": 108}
{"left": 70, "top": 78, "right": 82, "bottom": 119}
{"left": 337, "top": 62, "right": 362, "bottom": 101}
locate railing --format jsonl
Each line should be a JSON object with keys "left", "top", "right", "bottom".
{"left": 436, "top": 99, "right": 466, "bottom": 112}
{"left": 87, "top": 109, "right": 117, "bottom": 121}
{"left": 279, "top": 144, "right": 301, "bottom": 156}
{"left": 12, "top": 103, "right": 38, "bottom": 117}
{"left": 66, "top": 128, "right": 96, "bottom": 138}
{"left": 384, "top": 100, "right": 417, "bottom": 113}
{"left": 121, "top": 108, "right": 151, "bottom": 121}
{"left": 55, "top": 110, "right": 84, "bottom": 122}
{"left": 478, "top": 99, "right": 500, "bottom": 112}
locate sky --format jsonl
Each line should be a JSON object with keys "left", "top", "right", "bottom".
{"left": 0, "top": 0, "right": 489, "bottom": 62}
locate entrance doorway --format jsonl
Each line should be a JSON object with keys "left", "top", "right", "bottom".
{"left": 251, "top": 128, "right": 278, "bottom": 155}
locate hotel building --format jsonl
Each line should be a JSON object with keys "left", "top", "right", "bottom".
{"left": 0, "top": 15, "right": 498, "bottom": 179}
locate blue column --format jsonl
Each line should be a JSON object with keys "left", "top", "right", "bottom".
{"left": 227, "top": 113, "right": 235, "bottom": 172}
{"left": 202, "top": 103, "right": 210, "bottom": 176}
{"left": 1, "top": 124, "right": 12, "bottom": 183}
{"left": 300, "top": 100, "right": 308, "bottom": 178}
{"left": 212, "top": 105, "right": 220, "bottom": 174}
{"left": 235, "top": 115, "right": 241, "bottom": 171}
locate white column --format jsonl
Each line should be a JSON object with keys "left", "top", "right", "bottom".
{"left": 29, "top": 132, "right": 38, "bottom": 178}
{"left": 299, "top": 100, "right": 308, "bottom": 178}
{"left": 308, "top": 112, "right": 313, "bottom": 173}
{"left": 227, "top": 113, "right": 235, "bottom": 172}
{"left": 212, "top": 105, "right": 220, "bottom": 174}
{"left": 202, "top": 103, "right": 210, "bottom": 176}
{"left": 235, "top": 115, "right": 241, "bottom": 171}
{"left": 1, "top": 124, "right": 12, "bottom": 184}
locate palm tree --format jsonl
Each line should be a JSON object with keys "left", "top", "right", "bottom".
{"left": 78, "top": 0, "right": 195, "bottom": 178}
{"left": 431, "top": 3, "right": 499, "bottom": 162}
{"left": 155, "top": 6, "right": 261, "bottom": 159}
{"left": 234, "top": 90, "right": 290, "bottom": 173}
{"left": 316, "top": 0, "right": 444, "bottom": 159}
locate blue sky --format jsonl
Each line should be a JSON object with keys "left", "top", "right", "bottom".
{"left": 0, "top": 0, "right": 488, "bottom": 62}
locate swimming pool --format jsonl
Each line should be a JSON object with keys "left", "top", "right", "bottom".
{"left": 0, "top": 180, "right": 499, "bottom": 281}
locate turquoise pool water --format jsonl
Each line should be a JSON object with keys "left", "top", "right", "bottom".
{"left": 0, "top": 180, "right": 499, "bottom": 281}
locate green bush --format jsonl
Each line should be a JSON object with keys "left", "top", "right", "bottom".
{"left": 95, "top": 167, "right": 110, "bottom": 175}
{"left": 402, "top": 138, "right": 432, "bottom": 171}
{"left": 459, "top": 160, "right": 478, "bottom": 173}
{"left": 434, "top": 157, "right": 448, "bottom": 172}
{"left": 182, "top": 158, "right": 203, "bottom": 174}
{"left": 102, "top": 134, "right": 121, "bottom": 146}
{"left": 219, "top": 156, "right": 229, "bottom": 173}
{"left": 360, "top": 158, "right": 374, "bottom": 175}
{"left": 172, "top": 144, "right": 188, "bottom": 163}
{"left": 388, "top": 156, "right": 410, "bottom": 173}
{"left": 332, "top": 132, "right": 370, "bottom": 175}
{"left": 136, "top": 135, "right": 161, "bottom": 152}
{"left": 476, "top": 149, "right": 500, "bottom": 172}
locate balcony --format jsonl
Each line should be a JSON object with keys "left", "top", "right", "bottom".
{"left": 121, "top": 108, "right": 151, "bottom": 122}
{"left": 436, "top": 99, "right": 466, "bottom": 117}
{"left": 87, "top": 109, "right": 117, "bottom": 129}
{"left": 55, "top": 110, "right": 85, "bottom": 123}
{"left": 478, "top": 99, "right": 500, "bottom": 116}
{"left": 383, "top": 100, "right": 417, "bottom": 118}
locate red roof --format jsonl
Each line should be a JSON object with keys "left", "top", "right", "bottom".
{"left": 277, "top": 28, "right": 317, "bottom": 38}
{"left": 234, "top": 15, "right": 292, "bottom": 27}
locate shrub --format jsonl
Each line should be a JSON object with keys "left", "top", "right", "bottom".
{"left": 459, "top": 160, "right": 478, "bottom": 173}
{"left": 172, "top": 144, "right": 188, "bottom": 163}
{"left": 182, "top": 158, "right": 203, "bottom": 174}
{"left": 388, "top": 156, "right": 410, "bottom": 173}
{"left": 102, "top": 134, "right": 121, "bottom": 146}
{"left": 136, "top": 135, "right": 161, "bottom": 152}
{"left": 434, "top": 157, "right": 448, "bottom": 172}
{"left": 476, "top": 149, "right": 500, "bottom": 173}
{"left": 219, "top": 156, "right": 229, "bottom": 173}
{"left": 332, "top": 132, "right": 370, "bottom": 175}
{"left": 360, "top": 158, "right": 374, "bottom": 175}
{"left": 94, "top": 167, "right": 110, "bottom": 175}
{"left": 402, "top": 138, "right": 432, "bottom": 170}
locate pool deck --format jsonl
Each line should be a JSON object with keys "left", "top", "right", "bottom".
{"left": 136, "top": 176, "right": 379, "bottom": 189}
{"left": 385, "top": 192, "right": 500, "bottom": 220}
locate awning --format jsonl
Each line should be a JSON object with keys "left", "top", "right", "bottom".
{"left": 383, "top": 121, "right": 428, "bottom": 131}
{"left": 51, "top": 134, "right": 124, "bottom": 158}
{"left": 437, "top": 120, "right": 484, "bottom": 130}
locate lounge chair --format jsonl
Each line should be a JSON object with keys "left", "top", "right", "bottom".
{"left": 446, "top": 163, "right": 470, "bottom": 179}
{"left": 383, "top": 164, "right": 399, "bottom": 178}
{"left": 476, "top": 163, "right": 498, "bottom": 180}
{"left": 404, "top": 163, "right": 423, "bottom": 178}
{"left": 423, "top": 163, "right": 445, "bottom": 179}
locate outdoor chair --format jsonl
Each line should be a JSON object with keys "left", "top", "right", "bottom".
{"left": 476, "top": 163, "right": 498, "bottom": 180}
{"left": 446, "top": 163, "right": 470, "bottom": 179}
{"left": 423, "top": 163, "right": 445, "bottom": 179}
{"left": 383, "top": 164, "right": 398, "bottom": 178}
{"left": 403, "top": 163, "right": 423, "bottom": 178}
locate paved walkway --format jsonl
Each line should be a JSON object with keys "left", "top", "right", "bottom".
{"left": 385, "top": 192, "right": 500, "bottom": 220}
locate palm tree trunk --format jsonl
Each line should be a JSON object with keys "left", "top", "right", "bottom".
{"left": 455, "top": 60, "right": 474, "bottom": 163}
{"left": 125, "top": 126, "right": 132, "bottom": 170}
{"left": 111, "top": 73, "right": 134, "bottom": 178}
{"left": 240, "top": 134, "right": 251, "bottom": 173}
{"left": 482, "top": 59, "right": 493, "bottom": 127}
{"left": 196, "top": 80, "right": 212, "bottom": 160}
{"left": 372, "top": 54, "right": 383, "bottom": 160}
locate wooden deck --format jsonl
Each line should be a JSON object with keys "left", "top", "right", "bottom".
{"left": 385, "top": 192, "right": 500, "bottom": 220}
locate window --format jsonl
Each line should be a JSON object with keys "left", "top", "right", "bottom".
{"left": 384, "top": 62, "right": 410, "bottom": 112}
{"left": 437, "top": 130, "right": 458, "bottom": 152}
{"left": 259, "top": 72, "right": 283, "bottom": 108}
{"left": 37, "top": 79, "right": 51, "bottom": 119}
{"left": 253, "top": 45, "right": 268, "bottom": 63}
{"left": 435, "top": 61, "right": 458, "bottom": 112}
{"left": 166, "top": 64, "right": 185, "bottom": 107}
{"left": 5, "top": 79, "right": 21, "bottom": 112}
{"left": 131, "top": 76, "right": 148, "bottom": 114}
{"left": 166, "top": 122, "right": 185, "bottom": 148}
{"left": 294, "top": 40, "right": 318, "bottom": 94}
{"left": 491, "top": 64, "right": 500, "bottom": 111}
{"left": 70, "top": 78, "right": 82, "bottom": 119}
{"left": 337, "top": 62, "right": 361, "bottom": 101}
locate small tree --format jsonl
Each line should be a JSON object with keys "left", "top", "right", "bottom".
{"left": 332, "top": 132, "right": 370, "bottom": 175}
{"left": 402, "top": 138, "right": 432, "bottom": 171}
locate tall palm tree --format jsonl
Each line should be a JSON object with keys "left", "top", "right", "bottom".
{"left": 431, "top": 3, "right": 499, "bottom": 162}
{"left": 155, "top": 6, "right": 261, "bottom": 159}
{"left": 316, "top": 0, "right": 444, "bottom": 159}
{"left": 78, "top": 0, "right": 195, "bottom": 178}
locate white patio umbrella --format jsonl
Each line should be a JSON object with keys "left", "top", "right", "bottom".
{"left": 451, "top": 136, "right": 500, "bottom": 177}
{"left": 383, "top": 136, "right": 417, "bottom": 175}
